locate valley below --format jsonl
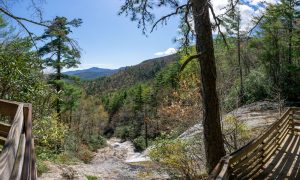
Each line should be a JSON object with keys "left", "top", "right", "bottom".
{"left": 40, "top": 101, "right": 282, "bottom": 180}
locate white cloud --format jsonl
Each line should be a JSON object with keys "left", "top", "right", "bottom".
{"left": 248, "top": 0, "right": 277, "bottom": 6}
{"left": 154, "top": 48, "right": 177, "bottom": 56}
{"left": 211, "top": 0, "right": 279, "bottom": 33}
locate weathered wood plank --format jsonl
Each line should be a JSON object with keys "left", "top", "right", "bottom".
{"left": 0, "top": 122, "right": 11, "bottom": 138}
{"left": 293, "top": 119, "right": 300, "bottom": 126}
{"left": 262, "top": 145, "right": 278, "bottom": 163}
{"left": 0, "top": 100, "right": 19, "bottom": 118}
{"left": 210, "top": 108, "right": 300, "bottom": 179}
{"left": 260, "top": 120, "right": 289, "bottom": 148}
{"left": 0, "top": 104, "right": 24, "bottom": 180}
{"left": 208, "top": 157, "right": 226, "bottom": 179}
{"left": 232, "top": 150, "right": 263, "bottom": 175}
{"left": 293, "top": 126, "right": 300, "bottom": 132}
{"left": 262, "top": 126, "right": 288, "bottom": 157}
{"left": 31, "top": 138, "right": 37, "bottom": 180}
{"left": 236, "top": 157, "right": 262, "bottom": 179}
{"left": 241, "top": 162, "right": 263, "bottom": 180}
{"left": 278, "top": 126, "right": 290, "bottom": 143}
{"left": 0, "top": 136, "right": 6, "bottom": 146}
{"left": 216, "top": 157, "right": 230, "bottom": 180}
{"left": 263, "top": 141, "right": 278, "bottom": 157}
{"left": 262, "top": 137, "right": 276, "bottom": 151}
{"left": 229, "top": 109, "right": 292, "bottom": 164}
{"left": 10, "top": 134, "right": 25, "bottom": 180}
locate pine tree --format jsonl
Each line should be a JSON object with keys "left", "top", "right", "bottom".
{"left": 38, "top": 16, "right": 82, "bottom": 120}
{"left": 260, "top": 1, "right": 300, "bottom": 100}
{"left": 222, "top": 1, "right": 245, "bottom": 107}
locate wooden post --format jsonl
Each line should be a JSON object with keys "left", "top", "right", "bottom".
{"left": 289, "top": 110, "right": 294, "bottom": 134}
{"left": 21, "top": 104, "right": 32, "bottom": 180}
{"left": 31, "top": 139, "right": 37, "bottom": 180}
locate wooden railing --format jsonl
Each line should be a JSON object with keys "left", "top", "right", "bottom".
{"left": 0, "top": 99, "right": 37, "bottom": 180}
{"left": 209, "top": 107, "right": 300, "bottom": 180}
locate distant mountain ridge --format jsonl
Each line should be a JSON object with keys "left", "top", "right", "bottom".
{"left": 64, "top": 67, "right": 119, "bottom": 80}
{"left": 64, "top": 54, "right": 178, "bottom": 80}
{"left": 85, "top": 54, "right": 179, "bottom": 94}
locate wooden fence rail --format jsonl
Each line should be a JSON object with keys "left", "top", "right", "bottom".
{"left": 0, "top": 99, "right": 36, "bottom": 180}
{"left": 209, "top": 107, "right": 300, "bottom": 180}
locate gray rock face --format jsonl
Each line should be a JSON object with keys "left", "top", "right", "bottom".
{"left": 228, "top": 101, "right": 281, "bottom": 129}
{"left": 179, "top": 101, "right": 282, "bottom": 139}
{"left": 179, "top": 123, "right": 203, "bottom": 139}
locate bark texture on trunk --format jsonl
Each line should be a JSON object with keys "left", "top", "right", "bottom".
{"left": 56, "top": 37, "right": 62, "bottom": 120}
{"left": 191, "top": 0, "right": 226, "bottom": 173}
{"left": 237, "top": 19, "right": 244, "bottom": 107}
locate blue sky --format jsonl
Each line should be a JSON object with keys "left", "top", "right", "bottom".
{"left": 11, "top": 0, "right": 274, "bottom": 71}
{"left": 11, "top": 0, "right": 181, "bottom": 70}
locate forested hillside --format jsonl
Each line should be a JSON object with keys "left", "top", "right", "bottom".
{"left": 64, "top": 67, "right": 119, "bottom": 80}
{"left": 0, "top": 0, "right": 299, "bottom": 179}
{"left": 85, "top": 54, "right": 178, "bottom": 94}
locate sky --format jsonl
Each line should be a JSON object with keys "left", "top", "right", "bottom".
{"left": 10, "top": 0, "right": 276, "bottom": 71}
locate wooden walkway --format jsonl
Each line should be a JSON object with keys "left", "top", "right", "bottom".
{"left": 254, "top": 133, "right": 300, "bottom": 179}
{"left": 209, "top": 107, "right": 300, "bottom": 180}
{"left": 0, "top": 99, "right": 36, "bottom": 180}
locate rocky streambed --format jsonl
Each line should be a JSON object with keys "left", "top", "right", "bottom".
{"left": 40, "top": 138, "right": 167, "bottom": 180}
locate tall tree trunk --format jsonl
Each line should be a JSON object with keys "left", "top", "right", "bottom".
{"left": 56, "top": 37, "right": 62, "bottom": 120}
{"left": 286, "top": 0, "right": 293, "bottom": 100}
{"left": 145, "top": 120, "right": 148, "bottom": 148}
{"left": 275, "top": 35, "right": 280, "bottom": 88}
{"left": 191, "top": 0, "right": 226, "bottom": 173}
{"left": 237, "top": 18, "right": 244, "bottom": 107}
{"left": 288, "top": 0, "right": 293, "bottom": 65}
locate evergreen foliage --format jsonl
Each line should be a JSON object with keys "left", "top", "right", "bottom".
{"left": 38, "top": 16, "right": 82, "bottom": 118}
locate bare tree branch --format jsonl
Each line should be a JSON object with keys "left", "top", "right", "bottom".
{"left": 29, "top": 0, "right": 44, "bottom": 22}
{"left": 248, "top": 15, "right": 264, "bottom": 37}
{"left": 0, "top": 7, "right": 48, "bottom": 27}
{"left": 208, "top": 3, "right": 229, "bottom": 48}
{"left": 180, "top": 53, "right": 203, "bottom": 72}
{"left": 14, "top": 17, "right": 38, "bottom": 49}
{"left": 150, "top": 4, "right": 188, "bottom": 33}
{"left": 218, "top": 0, "right": 240, "bottom": 18}
{"left": 0, "top": 7, "right": 49, "bottom": 50}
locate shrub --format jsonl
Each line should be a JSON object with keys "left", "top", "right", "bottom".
{"left": 55, "top": 152, "right": 80, "bottom": 164}
{"left": 37, "top": 159, "right": 49, "bottom": 177}
{"left": 36, "top": 146, "right": 57, "bottom": 162}
{"left": 222, "top": 115, "right": 251, "bottom": 153}
{"left": 133, "top": 136, "right": 147, "bottom": 152}
{"left": 64, "top": 131, "right": 81, "bottom": 153}
{"left": 77, "top": 144, "right": 94, "bottom": 163}
{"left": 33, "top": 114, "right": 67, "bottom": 154}
{"left": 87, "top": 135, "right": 106, "bottom": 151}
{"left": 114, "top": 125, "right": 135, "bottom": 140}
{"left": 86, "top": 175, "right": 98, "bottom": 180}
{"left": 223, "top": 68, "right": 271, "bottom": 111}
{"left": 149, "top": 137, "right": 206, "bottom": 179}
{"left": 243, "top": 69, "right": 271, "bottom": 103}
